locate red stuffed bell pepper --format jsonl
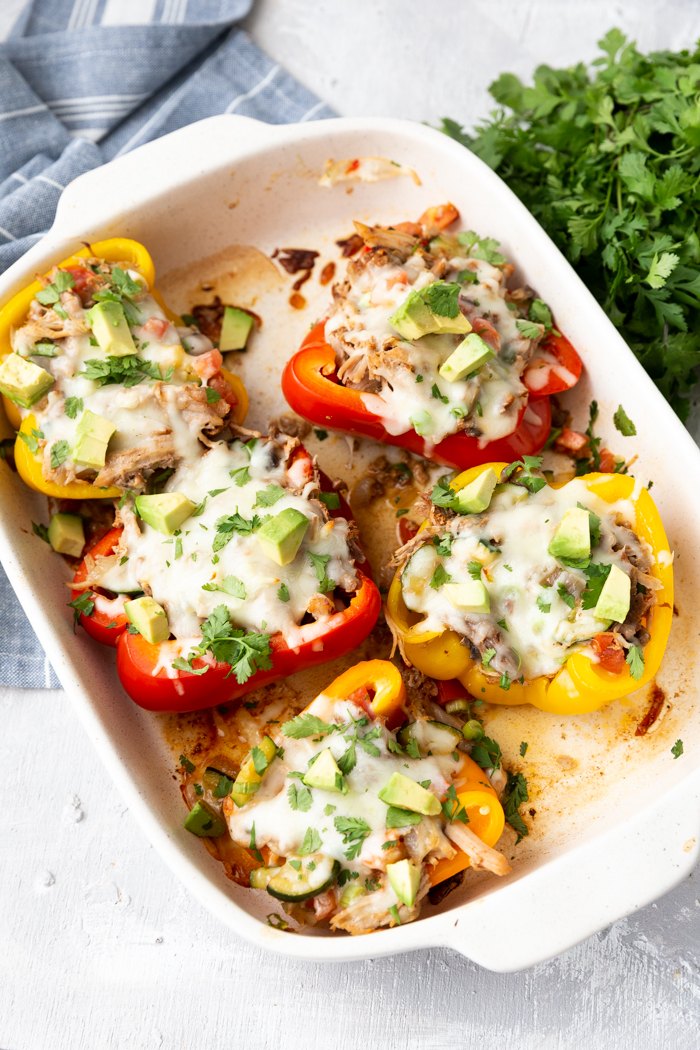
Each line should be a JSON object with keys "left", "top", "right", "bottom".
{"left": 69, "top": 527, "right": 130, "bottom": 647}
{"left": 282, "top": 206, "right": 581, "bottom": 471}
{"left": 76, "top": 436, "right": 382, "bottom": 713}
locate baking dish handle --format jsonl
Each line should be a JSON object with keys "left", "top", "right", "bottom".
{"left": 49, "top": 114, "right": 296, "bottom": 238}
{"left": 437, "top": 768, "right": 700, "bottom": 971}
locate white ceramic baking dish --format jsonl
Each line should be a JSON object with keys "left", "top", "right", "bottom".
{"left": 1, "top": 115, "right": 699, "bottom": 971}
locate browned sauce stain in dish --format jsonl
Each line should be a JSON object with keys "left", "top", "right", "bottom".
{"left": 336, "top": 233, "right": 363, "bottom": 257}
{"left": 292, "top": 270, "right": 312, "bottom": 292}
{"left": 275, "top": 248, "right": 319, "bottom": 274}
{"left": 289, "top": 292, "right": 306, "bottom": 310}
{"left": 635, "top": 682, "right": 666, "bottom": 736}
{"left": 320, "top": 262, "right": 336, "bottom": 285}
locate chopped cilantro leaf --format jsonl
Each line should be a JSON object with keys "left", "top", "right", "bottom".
{"left": 557, "top": 583, "right": 576, "bottom": 610}
{"left": 613, "top": 405, "right": 637, "bottom": 436}
{"left": 298, "top": 828, "right": 322, "bottom": 855}
{"left": 385, "top": 806, "right": 422, "bottom": 829}
{"left": 671, "top": 739, "right": 684, "bottom": 760}
{"left": 430, "top": 564, "right": 451, "bottom": 590}
{"left": 201, "top": 574, "right": 246, "bottom": 599}
{"left": 282, "top": 713, "right": 335, "bottom": 738}
{"left": 520, "top": 741, "right": 528, "bottom": 757}
{"left": 64, "top": 396, "right": 83, "bottom": 420}
{"left": 626, "top": 645, "right": 645, "bottom": 681}
{"left": 32, "top": 521, "right": 50, "bottom": 543}
{"left": 536, "top": 593, "right": 551, "bottom": 614}
{"left": 334, "top": 815, "right": 371, "bottom": 860}
{"left": 179, "top": 754, "right": 195, "bottom": 775}
{"left": 287, "top": 782, "right": 313, "bottom": 812}
{"left": 471, "top": 736, "right": 502, "bottom": 770}
{"left": 419, "top": 280, "right": 461, "bottom": 318}
{"left": 277, "top": 583, "right": 290, "bottom": 602}
{"left": 503, "top": 771, "right": 529, "bottom": 843}
{"left": 254, "top": 484, "right": 285, "bottom": 508}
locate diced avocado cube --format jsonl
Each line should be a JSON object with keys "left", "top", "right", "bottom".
{"left": 135, "top": 492, "right": 196, "bottom": 535}
{"left": 443, "top": 579, "right": 490, "bottom": 614}
{"left": 439, "top": 332, "right": 494, "bottom": 382}
{"left": 219, "top": 306, "right": 254, "bottom": 352}
{"left": 87, "top": 301, "right": 136, "bottom": 357}
{"left": 594, "top": 564, "right": 631, "bottom": 624}
{"left": 429, "top": 311, "right": 472, "bottom": 336}
{"left": 73, "top": 409, "right": 116, "bottom": 470}
{"left": 549, "top": 506, "right": 591, "bottom": 561}
{"left": 409, "top": 409, "right": 433, "bottom": 437}
{"left": 124, "top": 595, "right": 170, "bottom": 644}
{"left": 257, "top": 507, "right": 309, "bottom": 566}
{"left": 303, "top": 748, "right": 345, "bottom": 792}
{"left": 389, "top": 290, "right": 436, "bottom": 340}
{"left": 378, "top": 772, "right": 441, "bottom": 816}
{"left": 451, "top": 467, "right": 497, "bottom": 514}
{"left": 184, "top": 802, "right": 226, "bottom": 838}
{"left": 0, "top": 353, "right": 54, "bottom": 408}
{"left": 48, "top": 513, "right": 85, "bottom": 557}
{"left": 387, "top": 858, "right": 421, "bottom": 907}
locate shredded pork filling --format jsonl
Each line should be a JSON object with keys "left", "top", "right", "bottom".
{"left": 11, "top": 256, "right": 233, "bottom": 490}
{"left": 324, "top": 221, "right": 543, "bottom": 448}
{"left": 394, "top": 476, "right": 658, "bottom": 682}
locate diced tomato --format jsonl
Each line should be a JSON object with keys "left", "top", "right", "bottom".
{"left": 598, "top": 448, "right": 617, "bottom": 473}
{"left": 393, "top": 223, "right": 422, "bottom": 236}
{"left": 192, "top": 349, "right": 223, "bottom": 380}
{"left": 346, "top": 159, "right": 360, "bottom": 173}
{"left": 556, "top": 428, "right": 589, "bottom": 453}
{"left": 592, "top": 633, "right": 626, "bottom": 673}
{"left": 387, "top": 271, "right": 408, "bottom": 289}
{"left": 436, "top": 679, "right": 470, "bottom": 707}
{"left": 207, "top": 369, "right": 238, "bottom": 410}
{"left": 470, "top": 316, "right": 501, "bottom": 353}
{"left": 418, "top": 203, "right": 460, "bottom": 230}
{"left": 63, "top": 266, "right": 99, "bottom": 305}
{"left": 143, "top": 316, "right": 170, "bottom": 340}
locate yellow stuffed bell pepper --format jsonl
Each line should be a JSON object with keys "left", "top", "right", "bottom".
{"left": 1, "top": 237, "right": 249, "bottom": 499}
{"left": 387, "top": 462, "right": 673, "bottom": 716}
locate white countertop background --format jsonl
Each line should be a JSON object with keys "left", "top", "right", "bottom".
{"left": 3, "top": 2, "right": 700, "bottom": 1047}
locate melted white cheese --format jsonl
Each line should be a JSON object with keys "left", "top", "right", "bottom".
{"left": 12, "top": 268, "right": 214, "bottom": 472}
{"left": 325, "top": 250, "right": 533, "bottom": 449}
{"left": 403, "top": 479, "right": 645, "bottom": 679}
{"left": 228, "top": 695, "right": 463, "bottom": 879}
{"left": 101, "top": 440, "right": 359, "bottom": 647}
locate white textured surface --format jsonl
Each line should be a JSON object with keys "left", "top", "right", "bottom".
{"left": 4, "top": 2, "right": 700, "bottom": 1047}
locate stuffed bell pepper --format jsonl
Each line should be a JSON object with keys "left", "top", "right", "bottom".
{"left": 180, "top": 659, "right": 511, "bottom": 934}
{"left": 282, "top": 204, "right": 581, "bottom": 470}
{"left": 0, "top": 238, "right": 248, "bottom": 500}
{"left": 71, "top": 435, "right": 381, "bottom": 711}
{"left": 387, "top": 459, "right": 673, "bottom": 715}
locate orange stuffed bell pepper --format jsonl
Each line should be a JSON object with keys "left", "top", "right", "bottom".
{"left": 387, "top": 458, "right": 673, "bottom": 716}
{"left": 0, "top": 237, "right": 248, "bottom": 499}
{"left": 200, "top": 658, "right": 510, "bottom": 931}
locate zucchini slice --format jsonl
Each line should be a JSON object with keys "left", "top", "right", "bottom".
{"left": 250, "top": 866, "right": 282, "bottom": 890}
{"left": 397, "top": 719, "right": 462, "bottom": 755}
{"left": 266, "top": 852, "right": 340, "bottom": 903}
{"left": 401, "top": 545, "right": 439, "bottom": 611}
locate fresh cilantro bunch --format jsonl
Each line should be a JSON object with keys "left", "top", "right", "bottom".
{"left": 440, "top": 29, "right": 700, "bottom": 419}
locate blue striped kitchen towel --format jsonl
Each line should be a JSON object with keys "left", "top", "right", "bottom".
{"left": 0, "top": 0, "right": 335, "bottom": 688}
